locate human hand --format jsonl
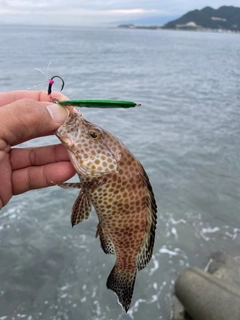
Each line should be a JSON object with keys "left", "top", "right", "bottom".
{"left": 0, "top": 90, "right": 77, "bottom": 209}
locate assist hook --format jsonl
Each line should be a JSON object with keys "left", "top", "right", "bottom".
{"left": 48, "top": 75, "right": 65, "bottom": 95}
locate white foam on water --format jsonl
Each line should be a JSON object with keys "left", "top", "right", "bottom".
{"left": 9, "top": 214, "right": 17, "bottom": 220}
{"left": 93, "top": 300, "right": 102, "bottom": 317}
{"left": 128, "top": 299, "right": 146, "bottom": 319}
{"left": 204, "top": 258, "right": 213, "bottom": 272}
{"left": 171, "top": 227, "right": 178, "bottom": 239}
{"left": 200, "top": 227, "right": 220, "bottom": 241}
{"left": 91, "top": 286, "right": 97, "bottom": 298}
{"left": 159, "top": 247, "right": 179, "bottom": 256}
{"left": 150, "top": 295, "right": 158, "bottom": 303}
{"left": 60, "top": 285, "right": 69, "bottom": 291}
{"left": 170, "top": 217, "right": 186, "bottom": 225}
{"left": 202, "top": 227, "right": 220, "bottom": 234}
{"left": 1, "top": 208, "right": 17, "bottom": 218}
{"left": 149, "top": 255, "right": 159, "bottom": 275}
{"left": 230, "top": 228, "right": 240, "bottom": 240}
{"left": 150, "top": 281, "right": 167, "bottom": 304}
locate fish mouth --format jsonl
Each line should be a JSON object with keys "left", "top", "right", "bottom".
{"left": 54, "top": 129, "right": 62, "bottom": 141}
{"left": 54, "top": 130, "right": 70, "bottom": 148}
{"left": 54, "top": 112, "right": 85, "bottom": 149}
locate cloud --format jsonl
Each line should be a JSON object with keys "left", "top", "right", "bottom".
{"left": 104, "top": 9, "right": 158, "bottom": 15}
{"left": 0, "top": 0, "right": 162, "bottom": 25}
{"left": 1, "top": 0, "right": 240, "bottom": 26}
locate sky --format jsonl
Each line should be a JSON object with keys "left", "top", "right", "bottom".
{"left": 0, "top": 0, "right": 239, "bottom": 26}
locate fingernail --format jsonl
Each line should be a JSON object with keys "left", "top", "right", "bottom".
{"left": 46, "top": 104, "right": 69, "bottom": 123}
{"left": 73, "top": 108, "right": 84, "bottom": 117}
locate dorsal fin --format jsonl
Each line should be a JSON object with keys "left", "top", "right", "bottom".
{"left": 71, "top": 190, "right": 92, "bottom": 226}
{"left": 137, "top": 164, "right": 157, "bottom": 271}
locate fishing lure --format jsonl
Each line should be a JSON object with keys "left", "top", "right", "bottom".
{"left": 48, "top": 75, "right": 140, "bottom": 109}
{"left": 48, "top": 75, "right": 65, "bottom": 95}
{"left": 58, "top": 99, "right": 140, "bottom": 109}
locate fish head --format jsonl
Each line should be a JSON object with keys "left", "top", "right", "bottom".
{"left": 55, "top": 113, "right": 122, "bottom": 178}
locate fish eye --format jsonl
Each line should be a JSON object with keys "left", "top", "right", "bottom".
{"left": 89, "top": 130, "right": 100, "bottom": 140}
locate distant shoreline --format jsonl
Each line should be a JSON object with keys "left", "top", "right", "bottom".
{"left": 117, "top": 25, "right": 240, "bottom": 34}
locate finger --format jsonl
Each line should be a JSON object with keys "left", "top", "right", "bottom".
{"left": 10, "top": 144, "right": 71, "bottom": 170}
{"left": 0, "top": 99, "right": 69, "bottom": 146}
{"left": 12, "top": 161, "right": 76, "bottom": 195}
{"left": 0, "top": 152, "right": 12, "bottom": 208}
{"left": 0, "top": 90, "right": 68, "bottom": 107}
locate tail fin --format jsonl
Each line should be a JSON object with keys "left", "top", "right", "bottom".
{"left": 106, "top": 265, "right": 136, "bottom": 312}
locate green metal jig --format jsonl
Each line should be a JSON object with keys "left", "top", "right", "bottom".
{"left": 57, "top": 100, "right": 141, "bottom": 109}
{"left": 48, "top": 75, "right": 140, "bottom": 109}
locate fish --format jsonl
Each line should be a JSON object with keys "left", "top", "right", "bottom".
{"left": 54, "top": 113, "right": 157, "bottom": 312}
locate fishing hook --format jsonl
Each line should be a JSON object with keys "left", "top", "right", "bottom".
{"left": 48, "top": 75, "right": 65, "bottom": 95}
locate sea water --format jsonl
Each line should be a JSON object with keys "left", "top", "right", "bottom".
{"left": 0, "top": 25, "right": 240, "bottom": 319}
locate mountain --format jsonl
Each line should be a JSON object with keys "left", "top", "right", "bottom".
{"left": 163, "top": 6, "right": 240, "bottom": 31}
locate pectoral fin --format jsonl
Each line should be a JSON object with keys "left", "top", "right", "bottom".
{"left": 52, "top": 181, "right": 82, "bottom": 189}
{"left": 71, "top": 190, "right": 92, "bottom": 226}
{"left": 96, "top": 224, "right": 115, "bottom": 255}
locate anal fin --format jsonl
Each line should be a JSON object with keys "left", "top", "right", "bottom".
{"left": 71, "top": 190, "right": 91, "bottom": 226}
{"left": 96, "top": 224, "right": 115, "bottom": 255}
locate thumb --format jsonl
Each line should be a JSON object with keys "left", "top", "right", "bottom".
{"left": 0, "top": 98, "right": 69, "bottom": 146}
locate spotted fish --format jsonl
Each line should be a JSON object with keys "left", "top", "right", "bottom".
{"left": 55, "top": 113, "right": 157, "bottom": 312}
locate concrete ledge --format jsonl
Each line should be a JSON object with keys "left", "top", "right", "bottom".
{"left": 175, "top": 267, "right": 240, "bottom": 320}
{"left": 208, "top": 252, "right": 240, "bottom": 290}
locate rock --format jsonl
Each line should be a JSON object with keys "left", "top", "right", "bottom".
{"left": 207, "top": 252, "right": 240, "bottom": 290}
{"left": 175, "top": 267, "right": 240, "bottom": 320}
{"left": 171, "top": 295, "right": 185, "bottom": 320}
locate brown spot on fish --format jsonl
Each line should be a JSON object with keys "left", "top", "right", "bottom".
{"left": 54, "top": 113, "right": 157, "bottom": 312}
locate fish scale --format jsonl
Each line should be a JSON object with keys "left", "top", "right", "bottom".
{"left": 55, "top": 113, "right": 157, "bottom": 312}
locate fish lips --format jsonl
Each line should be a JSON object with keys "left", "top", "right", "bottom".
{"left": 54, "top": 112, "right": 84, "bottom": 145}
{"left": 54, "top": 129, "right": 70, "bottom": 148}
